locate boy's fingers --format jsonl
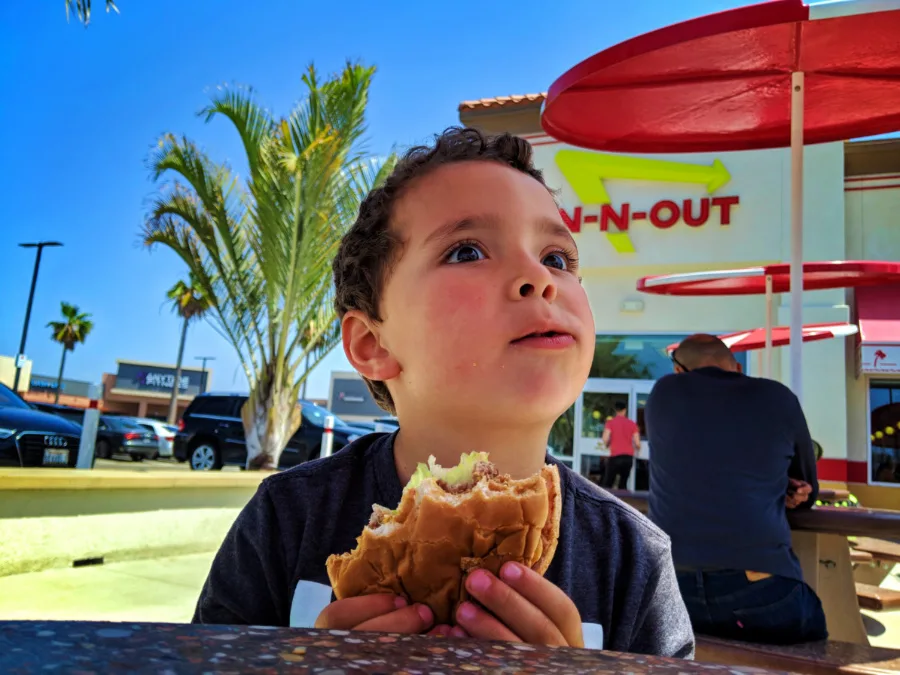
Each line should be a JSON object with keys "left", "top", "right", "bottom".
{"left": 455, "top": 601, "right": 521, "bottom": 643}
{"left": 497, "top": 563, "right": 584, "bottom": 647}
{"left": 464, "top": 570, "right": 567, "bottom": 646}
{"left": 314, "top": 594, "right": 405, "bottom": 630}
{"left": 354, "top": 603, "right": 435, "bottom": 633}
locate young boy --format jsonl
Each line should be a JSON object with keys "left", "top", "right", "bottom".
{"left": 192, "top": 127, "right": 694, "bottom": 658}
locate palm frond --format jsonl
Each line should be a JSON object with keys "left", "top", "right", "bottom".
{"left": 66, "top": 0, "right": 118, "bottom": 26}
{"left": 48, "top": 302, "right": 93, "bottom": 351}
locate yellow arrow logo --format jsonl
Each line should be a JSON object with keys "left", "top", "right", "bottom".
{"left": 555, "top": 150, "right": 732, "bottom": 254}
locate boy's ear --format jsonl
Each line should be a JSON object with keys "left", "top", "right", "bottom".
{"left": 341, "top": 310, "right": 401, "bottom": 383}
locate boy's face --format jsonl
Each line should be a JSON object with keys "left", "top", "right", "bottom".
{"left": 354, "top": 160, "right": 594, "bottom": 426}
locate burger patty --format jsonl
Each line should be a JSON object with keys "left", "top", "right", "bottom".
{"left": 368, "top": 504, "right": 394, "bottom": 529}
{"left": 436, "top": 461, "right": 501, "bottom": 494}
{"left": 367, "top": 461, "right": 504, "bottom": 527}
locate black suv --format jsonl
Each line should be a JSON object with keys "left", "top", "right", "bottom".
{"left": 0, "top": 382, "right": 82, "bottom": 468}
{"left": 174, "top": 393, "right": 365, "bottom": 470}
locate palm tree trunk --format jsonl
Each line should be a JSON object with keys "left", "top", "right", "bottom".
{"left": 242, "top": 369, "right": 301, "bottom": 470}
{"left": 54, "top": 346, "right": 68, "bottom": 404}
{"left": 167, "top": 317, "right": 189, "bottom": 424}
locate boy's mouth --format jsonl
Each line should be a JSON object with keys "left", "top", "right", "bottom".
{"left": 511, "top": 330, "right": 573, "bottom": 344}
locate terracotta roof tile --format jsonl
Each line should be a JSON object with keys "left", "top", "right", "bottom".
{"left": 458, "top": 93, "right": 547, "bottom": 112}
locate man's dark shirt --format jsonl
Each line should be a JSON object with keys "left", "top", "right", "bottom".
{"left": 645, "top": 367, "right": 818, "bottom": 581}
{"left": 192, "top": 432, "right": 694, "bottom": 658}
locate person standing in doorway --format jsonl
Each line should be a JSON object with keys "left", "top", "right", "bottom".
{"left": 601, "top": 401, "right": 640, "bottom": 489}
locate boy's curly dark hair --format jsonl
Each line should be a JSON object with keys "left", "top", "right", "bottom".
{"left": 332, "top": 126, "right": 549, "bottom": 413}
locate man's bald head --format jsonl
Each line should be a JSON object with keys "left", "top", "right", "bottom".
{"left": 672, "top": 334, "right": 740, "bottom": 373}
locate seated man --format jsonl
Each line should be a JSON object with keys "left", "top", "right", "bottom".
{"left": 644, "top": 333, "right": 826, "bottom": 645}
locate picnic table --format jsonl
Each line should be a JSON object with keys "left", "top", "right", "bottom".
{"left": 0, "top": 620, "right": 791, "bottom": 674}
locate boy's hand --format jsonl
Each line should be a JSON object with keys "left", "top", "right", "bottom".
{"left": 427, "top": 625, "right": 470, "bottom": 638}
{"left": 315, "top": 594, "right": 435, "bottom": 633}
{"left": 455, "top": 562, "right": 584, "bottom": 648}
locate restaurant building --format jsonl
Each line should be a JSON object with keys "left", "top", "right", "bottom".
{"left": 460, "top": 95, "right": 900, "bottom": 508}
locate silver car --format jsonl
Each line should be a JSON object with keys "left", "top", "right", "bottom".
{"left": 129, "top": 418, "right": 178, "bottom": 459}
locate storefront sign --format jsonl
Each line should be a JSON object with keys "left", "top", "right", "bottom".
{"left": 140, "top": 371, "right": 190, "bottom": 390}
{"left": 114, "top": 362, "right": 206, "bottom": 396}
{"left": 29, "top": 375, "right": 92, "bottom": 397}
{"left": 555, "top": 150, "right": 739, "bottom": 253}
{"left": 861, "top": 345, "right": 900, "bottom": 374}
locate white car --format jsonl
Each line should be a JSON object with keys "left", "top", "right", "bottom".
{"left": 130, "top": 418, "right": 178, "bottom": 459}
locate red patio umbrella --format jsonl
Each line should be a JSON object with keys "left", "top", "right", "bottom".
{"left": 638, "top": 260, "right": 900, "bottom": 376}
{"left": 542, "top": 0, "right": 900, "bottom": 402}
{"left": 665, "top": 322, "right": 858, "bottom": 355}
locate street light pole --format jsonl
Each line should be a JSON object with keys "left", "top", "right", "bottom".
{"left": 12, "top": 241, "right": 63, "bottom": 392}
{"left": 194, "top": 356, "right": 215, "bottom": 393}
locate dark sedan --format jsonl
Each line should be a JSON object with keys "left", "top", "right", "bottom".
{"left": 95, "top": 416, "right": 158, "bottom": 462}
{"left": 0, "top": 383, "right": 81, "bottom": 468}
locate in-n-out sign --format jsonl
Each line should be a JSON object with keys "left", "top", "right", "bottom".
{"left": 555, "top": 150, "right": 740, "bottom": 253}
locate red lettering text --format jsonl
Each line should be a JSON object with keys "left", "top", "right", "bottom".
{"left": 600, "top": 203, "right": 630, "bottom": 232}
{"left": 560, "top": 206, "right": 582, "bottom": 233}
{"left": 711, "top": 196, "right": 740, "bottom": 225}
{"left": 682, "top": 198, "right": 710, "bottom": 227}
{"left": 563, "top": 195, "right": 739, "bottom": 236}
{"left": 650, "top": 200, "right": 680, "bottom": 229}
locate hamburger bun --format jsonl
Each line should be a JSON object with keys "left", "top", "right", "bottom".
{"left": 325, "top": 453, "right": 562, "bottom": 625}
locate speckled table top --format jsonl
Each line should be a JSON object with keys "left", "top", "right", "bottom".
{"left": 0, "top": 621, "right": 789, "bottom": 674}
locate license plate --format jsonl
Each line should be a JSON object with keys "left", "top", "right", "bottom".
{"left": 43, "top": 448, "right": 70, "bottom": 466}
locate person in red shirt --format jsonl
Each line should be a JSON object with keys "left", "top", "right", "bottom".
{"left": 601, "top": 401, "right": 641, "bottom": 489}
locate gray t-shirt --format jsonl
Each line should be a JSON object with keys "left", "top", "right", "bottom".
{"left": 193, "top": 432, "right": 694, "bottom": 658}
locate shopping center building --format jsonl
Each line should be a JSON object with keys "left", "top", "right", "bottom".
{"left": 6, "top": 358, "right": 211, "bottom": 421}
{"left": 460, "top": 94, "right": 900, "bottom": 508}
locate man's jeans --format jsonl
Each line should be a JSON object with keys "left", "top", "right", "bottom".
{"left": 676, "top": 569, "right": 828, "bottom": 645}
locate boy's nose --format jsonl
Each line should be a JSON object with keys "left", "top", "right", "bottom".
{"left": 513, "top": 266, "right": 558, "bottom": 303}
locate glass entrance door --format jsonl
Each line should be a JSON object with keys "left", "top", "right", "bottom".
{"left": 574, "top": 379, "right": 654, "bottom": 490}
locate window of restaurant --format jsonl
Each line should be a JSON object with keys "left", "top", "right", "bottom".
{"left": 549, "top": 334, "right": 749, "bottom": 480}
{"left": 869, "top": 380, "right": 900, "bottom": 486}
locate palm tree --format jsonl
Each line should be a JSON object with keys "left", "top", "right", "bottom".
{"left": 143, "top": 62, "right": 395, "bottom": 470}
{"left": 65, "top": 0, "right": 118, "bottom": 26}
{"left": 165, "top": 277, "right": 211, "bottom": 424}
{"left": 47, "top": 303, "right": 94, "bottom": 403}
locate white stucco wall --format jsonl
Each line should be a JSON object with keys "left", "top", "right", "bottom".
{"left": 530, "top": 139, "right": 852, "bottom": 463}
{"left": 843, "top": 174, "right": 900, "bottom": 475}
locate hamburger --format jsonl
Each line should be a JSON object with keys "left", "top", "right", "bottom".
{"left": 325, "top": 452, "right": 562, "bottom": 626}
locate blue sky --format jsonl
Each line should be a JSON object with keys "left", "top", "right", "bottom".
{"left": 0, "top": 0, "right": 753, "bottom": 399}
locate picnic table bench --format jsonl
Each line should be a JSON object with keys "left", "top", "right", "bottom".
{"left": 609, "top": 490, "right": 900, "bottom": 644}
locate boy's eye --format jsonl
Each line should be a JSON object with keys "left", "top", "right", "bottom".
{"left": 446, "top": 243, "right": 485, "bottom": 264}
{"left": 543, "top": 252, "right": 569, "bottom": 271}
